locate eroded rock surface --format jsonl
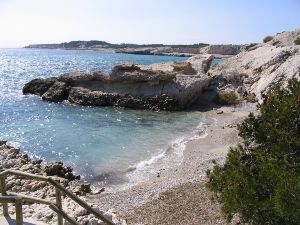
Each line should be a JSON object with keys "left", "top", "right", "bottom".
{"left": 200, "top": 44, "right": 242, "bottom": 55}
{"left": 210, "top": 29, "right": 300, "bottom": 102}
{"left": 23, "top": 57, "right": 212, "bottom": 110}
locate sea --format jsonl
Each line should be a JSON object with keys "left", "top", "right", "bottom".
{"left": 0, "top": 48, "right": 213, "bottom": 186}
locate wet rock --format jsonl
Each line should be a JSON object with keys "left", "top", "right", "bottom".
{"left": 23, "top": 77, "right": 57, "bottom": 95}
{"left": 42, "top": 81, "right": 69, "bottom": 102}
{"left": 80, "top": 183, "right": 92, "bottom": 194}
{"left": 44, "top": 162, "right": 79, "bottom": 181}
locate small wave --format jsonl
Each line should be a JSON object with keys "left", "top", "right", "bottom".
{"left": 135, "top": 151, "right": 167, "bottom": 169}
{"left": 124, "top": 117, "right": 213, "bottom": 186}
{"left": 6, "top": 141, "right": 21, "bottom": 149}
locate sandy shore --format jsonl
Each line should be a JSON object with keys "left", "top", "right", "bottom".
{"left": 0, "top": 102, "right": 256, "bottom": 225}
{"left": 87, "top": 102, "right": 256, "bottom": 225}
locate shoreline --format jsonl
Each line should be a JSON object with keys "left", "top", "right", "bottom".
{"left": 119, "top": 114, "right": 213, "bottom": 190}
{"left": 23, "top": 47, "right": 194, "bottom": 57}
{"left": 86, "top": 102, "right": 257, "bottom": 224}
{"left": 0, "top": 102, "right": 256, "bottom": 225}
{"left": 78, "top": 110, "right": 212, "bottom": 190}
{"left": 0, "top": 141, "right": 127, "bottom": 225}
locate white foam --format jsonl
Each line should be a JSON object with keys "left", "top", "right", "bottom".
{"left": 123, "top": 117, "right": 214, "bottom": 187}
{"left": 6, "top": 141, "right": 21, "bottom": 149}
{"left": 135, "top": 151, "right": 167, "bottom": 169}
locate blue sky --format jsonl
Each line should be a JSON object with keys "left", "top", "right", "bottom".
{"left": 0, "top": 0, "right": 299, "bottom": 47}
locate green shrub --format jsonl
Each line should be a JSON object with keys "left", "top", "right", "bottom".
{"left": 245, "top": 93, "right": 258, "bottom": 103}
{"left": 263, "top": 35, "right": 273, "bottom": 43}
{"left": 294, "top": 37, "right": 300, "bottom": 45}
{"left": 216, "top": 90, "right": 238, "bottom": 105}
{"left": 245, "top": 43, "right": 259, "bottom": 51}
{"left": 272, "top": 40, "right": 281, "bottom": 46}
{"left": 207, "top": 78, "right": 300, "bottom": 225}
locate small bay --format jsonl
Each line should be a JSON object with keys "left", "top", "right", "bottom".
{"left": 0, "top": 48, "right": 207, "bottom": 182}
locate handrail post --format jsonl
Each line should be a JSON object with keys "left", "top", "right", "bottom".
{"left": 15, "top": 196, "right": 23, "bottom": 225}
{"left": 55, "top": 187, "right": 63, "bottom": 225}
{"left": 0, "top": 176, "right": 8, "bottom": 216}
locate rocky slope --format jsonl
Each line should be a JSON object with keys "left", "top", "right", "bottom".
{"left": 200, "top": 44, "right": 242, "bottom": 55}
{"left": 23, "top": 55, "right": 213, "bottom": 110}
{"left": 210, "top": 29, "right": 300, "bottom": 102}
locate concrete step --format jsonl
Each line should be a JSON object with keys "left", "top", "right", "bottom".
{"left": 0, "top": 215, "right": 49, "bottom": 225}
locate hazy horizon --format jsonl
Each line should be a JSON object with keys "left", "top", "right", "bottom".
{"left": 0, "top": 0, "right": 300, "bottom": 47}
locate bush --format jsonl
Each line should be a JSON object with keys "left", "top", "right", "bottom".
{"left": 272, "top": 40, "right": 281, "bottom": 46}
{"left": 216, "top": 89, "right": 238, "bottom": 105}
{"left": 294, "top": 37, "right": 300, "bottom": 45}
{"left": 245, "top": 93, "right": 258, "bottom": 103}
{"left": 207, "top": 78, "right": 300, "bottom": 225}
{"left": 263, "top": 35, "right": 273, "bottom": 43}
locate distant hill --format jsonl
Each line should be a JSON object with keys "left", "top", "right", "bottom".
{"left": 25, "top": 41, "right": 243, "bottom": 57}
{"left": 25, "top": 40, "right": 209, "bottom": 50}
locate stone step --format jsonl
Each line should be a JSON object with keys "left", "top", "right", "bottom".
{"left": 0, "top": 215, "right": 49, "bottom": 225}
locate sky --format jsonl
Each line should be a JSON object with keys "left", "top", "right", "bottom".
{"left": 0, "top": 0, "right": 299, "bottom": 47}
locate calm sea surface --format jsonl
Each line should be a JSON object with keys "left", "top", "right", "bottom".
{"left": 0, "top": 48, "right": 209, "bottom": 183}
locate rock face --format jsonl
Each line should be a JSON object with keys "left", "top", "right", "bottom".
{"left": 210, "top": 29, "right": 300, "bottom": 102}
{"left": 23, "top": 78, "right": 57, "bottom": 95}
{"left": 115, "top": 46, "right": 201, "bottom": 57}
{"left": 200, "top": 45, "right": 243, "bottom": 55}
{"left": 23, "top": 57, "right": 212, "bottom": 110}
{"left": 42, "top": 81, "right": 69, "bottom": 102}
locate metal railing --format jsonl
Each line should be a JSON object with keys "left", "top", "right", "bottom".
{"left": 0, "top": 169, "right": 115, "bottom": 225}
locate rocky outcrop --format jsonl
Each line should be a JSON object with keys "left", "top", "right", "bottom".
{"left": 42, "top": 81, "right": 69, "bottom": 102}
{"left": 25, "top": 41, "right": 209, "bottom": 57}
{"left": 209, "top": 29, "right": 300, "bottom": 102}
{"left": 23, "top": 57, "right": 212, "bottom": 110}
{"left": 44, "top": 161, "right": 80, "bottom": 181}
{"left": 115, "top": 46, "right": 202, "bottom": 57}
{"left": 25, "top": 41, "right": 243, "bottom": 57}
{"left": 200, "top": 45, "right": 243, "bottom": 55}
{"left": 0, "top": 141, "right": 127, "bottom": 225}
{"left": 23, "top": 78, "right": 57, "bottom": 95}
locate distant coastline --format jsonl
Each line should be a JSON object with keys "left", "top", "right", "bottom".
{"left": 24, "top": 40, "right": 243, "bottom": 57}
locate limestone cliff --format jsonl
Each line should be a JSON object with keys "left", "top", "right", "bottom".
{"left": 210, "top": 29, "right": 300, "bottom": 102}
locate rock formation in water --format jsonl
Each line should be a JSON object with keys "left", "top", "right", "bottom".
{"left": 23, "top": 55, "right": 213, "bottom": 110}
{"left": 23, "top": 29, "right": 300, "bottom": 109}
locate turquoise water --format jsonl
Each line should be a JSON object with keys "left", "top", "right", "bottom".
{"left": 0, "top": 48, "right": 206, "bottom": 182}
{"left": 211, "top": 58, "right": 221, "bottom": 67}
